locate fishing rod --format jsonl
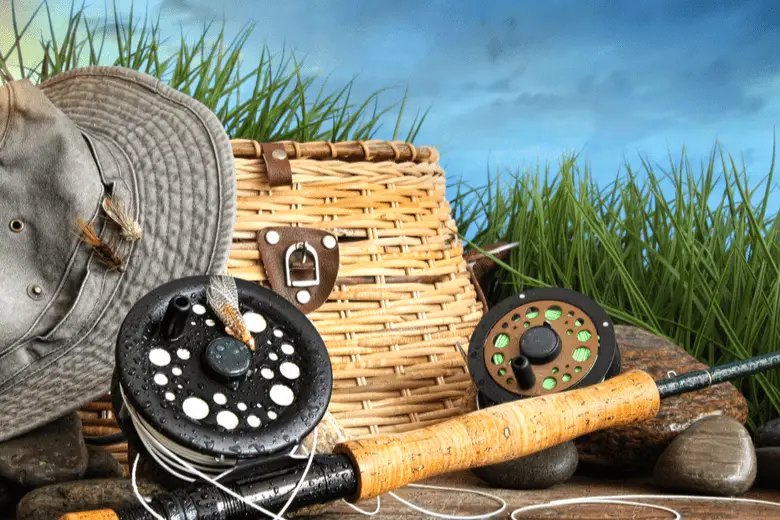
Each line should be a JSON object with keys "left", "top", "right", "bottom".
{"left": 62, "top": 349, "right": 780, "bottom": 520}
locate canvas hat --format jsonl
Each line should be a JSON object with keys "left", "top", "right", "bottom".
{"left": 0, "top": 67, "right": 236, "bottom": 442}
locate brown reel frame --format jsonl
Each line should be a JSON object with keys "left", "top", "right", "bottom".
{"left": 468, "top": 288, "right": 619, "bottom": 404}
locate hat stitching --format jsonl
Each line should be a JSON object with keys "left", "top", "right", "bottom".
{"left": 0, "top": 83, "right": 12, "bottom": 152}
{"left": 151, "top": 85, "right": 226, "bottom": 273}
{"left": 40, "top": 67, "right": 158, "bottom": 94}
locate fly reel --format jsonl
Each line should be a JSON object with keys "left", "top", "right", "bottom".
{"left": 111, "top": 275, "right": 332, "bottom": 486}
{"left": 468, "top": 288, "right": 621, "bottom": 407}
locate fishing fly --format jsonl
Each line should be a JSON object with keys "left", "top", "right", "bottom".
{"left": 102, "top": 195, "right": 142, "bottom": 241}
{"left": 77, "top": 217, "right": 126, "bottom": 272}
{"left": 206, "top": 275, "right": 256, "bottom": 350}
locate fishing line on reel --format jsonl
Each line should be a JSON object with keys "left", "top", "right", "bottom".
{"left": 112, "top": 275, "right": 332, "bottom": 519}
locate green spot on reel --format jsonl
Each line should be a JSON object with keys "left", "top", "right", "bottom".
{"left": 494, "top": 333, "right": 510, "bottom": 349}
{"left": 545, "top": 305, "right": 563, "bottom": 321}
{"left": 577, "top": 330, "right": 592, "bottom": 342}
{"left": 526, "top": 307, "right": 540, "bottom": 319}
{"left": 491, "top": 353, "right": 505, "bottom": 365}
{"left": 498, "top": 368, "right": 507, "bottom": 376}
{"left": 572, "top": 347, "right": 591, "bottom": 362}
{"left": 542, "top": 377, "right": 557, "bottom": 390}
{"left": 562, "top": 373, "right": 572, "bottom": 382}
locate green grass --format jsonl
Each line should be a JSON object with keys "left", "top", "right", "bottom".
{"left": 0, "top": 0, "right": 427, "bottom": 143}
{"left": 4, "top": 1, "right": 780, "bottom": 429}
{"left": 453, "top": 145, "right": 780, "bottom": 429}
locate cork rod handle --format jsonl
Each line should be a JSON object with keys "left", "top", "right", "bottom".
{"left": 335, "top": 369, "right": 661, "bottom": 500}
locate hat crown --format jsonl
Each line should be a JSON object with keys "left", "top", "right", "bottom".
{"left": 0, "top": 79, "right": 102, "bottom": 350}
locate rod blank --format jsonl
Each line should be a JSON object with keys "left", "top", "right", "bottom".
{"left": 656, "top": 350, "right": 780, "bottom": 398}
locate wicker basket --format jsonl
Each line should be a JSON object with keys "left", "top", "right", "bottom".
{"left": 80, "top": 139, "right": 483, "bottom": 464}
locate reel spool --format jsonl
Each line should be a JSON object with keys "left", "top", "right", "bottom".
{"left": 468, "top": 288, "right": 621, "bottom": 407}
{"left": 111, "top": 275, "right": 332, "bottom": 486}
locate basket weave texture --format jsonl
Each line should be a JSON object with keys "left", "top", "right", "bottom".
{"left": 228, "top": 139, "right": 483, "bottom": 438}
{"left": 79, "top": 139, "right": 483, "bottom": 465}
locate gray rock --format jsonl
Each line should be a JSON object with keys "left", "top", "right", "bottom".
{"left": 755, "top": 447, "right": 780, "bottom": 489}
{"left": 755, "top": 419, "right": 780, "bottom": 448}
{"left": 84, "top": 445, "right": 124, "bottom": 479}
{"left": 17, "top": 478, "right": 166, "bottom": 520}
{"left": 0, "top": 412, "right": 88, "bottom": 489}
{"left": 653, "top": 416, "right": 756, "bottom": 496}
{"left": 471, "top": 441, "right": 578, "bottom": 489}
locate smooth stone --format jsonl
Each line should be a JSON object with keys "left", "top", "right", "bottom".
{"left": 16, "top": 478, "right": 166, "bottom": 520}
{"left": 652, "top": 416, "right": 756, "bottom": 496}
{"left": 0, "top": 412, "right": 88, "bottom": 488}
{"left": 576, "top": 326, "right": 749, "bottom": 473}
{"left": 471, "top": 441, "right": 578, "bottom": 489}
{"left": 83, "top": 445, "right": 125, "bottom": 479}
{"left": 754, "top": 419, "right": 780, "bottom": 448}
{"left": 755, "top": 447, "right": 780, "bottom": 489}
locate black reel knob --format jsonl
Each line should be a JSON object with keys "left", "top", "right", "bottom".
{"left": 112, "top": 275, "right": 333, "bottom": 486}
{"left": 520, "top": 325, "right": 561, "bottom": 364}
{"left": 203, "top": 337, "right": 253, "bottom": 384}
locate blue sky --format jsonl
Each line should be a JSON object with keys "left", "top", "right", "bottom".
{"left": 3, "top": 0, "right": 780, "bottom": 191}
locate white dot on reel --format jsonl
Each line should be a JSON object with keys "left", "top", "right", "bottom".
{"left": 270, "top": 385, "right": 294, "bottom": 407}
{"left": 182, "top": 397, "right": 209, "bottom": 420}
{"left": 217, "top": 410, "right": 239, "bottom": 430}
{"left": 149, "top": 348, "right": 171, "bottom": 367}
{"left": 243, "top": 312, "right": 267, "bottom": 333}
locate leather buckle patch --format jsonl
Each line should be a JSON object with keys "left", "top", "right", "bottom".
{"left": 257, "top": 227, "right": 339, "bottom": 314}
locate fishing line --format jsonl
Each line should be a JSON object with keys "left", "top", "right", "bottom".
{"left": 510, "top": 494, "right": 780, "bottom": 519}
{"left": 127, "top": 386, "right": 318, "bottom": 520}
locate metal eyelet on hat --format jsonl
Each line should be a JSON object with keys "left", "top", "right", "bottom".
{"left": 27, "top": 284, "right": 44, "bottom": 301}
{"left": 9, "top": 219, "right": 24, "bottom": 233}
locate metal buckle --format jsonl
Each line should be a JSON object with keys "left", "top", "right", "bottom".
{"left": 284, "top": 242, "right": 320, "bottom": 288}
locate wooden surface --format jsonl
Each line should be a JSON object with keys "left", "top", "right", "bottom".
{"left": 312, "top": 472, "right": 780, "bottom": 519}
{"left": 337, "top": 370, "right": 661, "bottom": 499}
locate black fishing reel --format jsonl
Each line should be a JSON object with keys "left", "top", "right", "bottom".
{"left": 111, "top": 275, "right": 332, "bottom": 487}
{"left": 468, "top": 287, "right": 621, "bottom": 408}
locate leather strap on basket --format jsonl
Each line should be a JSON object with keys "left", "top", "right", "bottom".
{"left": 261, "top": 142, "right": 293, "bottom": 187}
{"left": 257, "top": 227, "right": 339, "bottom": 314}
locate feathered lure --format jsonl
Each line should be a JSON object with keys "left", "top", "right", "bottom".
{"left": 102, "top": 196, "right": 142, "bottom": 241}
{"left": 77, "top": 218, "right": 126, "bottom": 272}
{"left": 206, "top": 275, "right": 256, "bottom": 350}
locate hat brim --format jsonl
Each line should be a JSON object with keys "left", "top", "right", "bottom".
{"left": 0, "top": 67, "right": 236, "bottom": 440}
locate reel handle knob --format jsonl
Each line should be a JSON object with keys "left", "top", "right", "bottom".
{"left": 511, "top": 355, "right": 536, "bottom": 389}
{"left": 160, "top": 295, "right": 191, "bottom": 340}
